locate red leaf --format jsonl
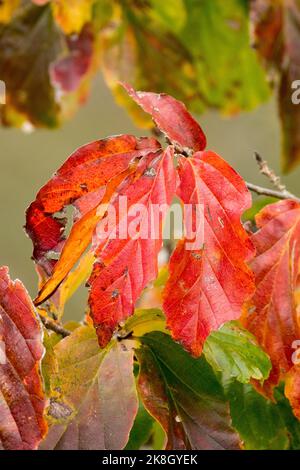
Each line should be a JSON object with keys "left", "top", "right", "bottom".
{"left": 163, "top": 151, "right": 254, "bottom": 356}
{"left": 243, "top": 200, "right": 300, "bottom": 394}
{"left": 50, "top": 25, "right": 94, "bottom": 93}
{"left": 123, "top": 83, "right": 206, "bottom": 152}
{"left": 26, "top": 134, "right": 160, "bottom": 281}
{"left": 89, "top": 147, "right": 176, "bottom": 347}
{"left": 0, "top": 267, "right": 46, "bottom": 450}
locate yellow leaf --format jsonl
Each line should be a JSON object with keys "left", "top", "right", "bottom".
{"left": 57, "top": 251, "right": 95, "bottom": 316}
{"left": 52, "top": 0, "right": 95, "bottom": 34}
{"left": 0, "top": 0, "right": 20, "bottom": 23}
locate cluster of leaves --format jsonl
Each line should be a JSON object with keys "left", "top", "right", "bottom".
{"left": 1, "top": 86, "right": 300, "bottom": 450}
{"left": 1, "top": 0, "right": 300, "bottom": 170}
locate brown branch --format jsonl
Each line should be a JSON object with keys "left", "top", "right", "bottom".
{"left": 254, "top": 152, "right": 296, "bottom": 200}
{"left": 254, "top": 152, "right": 285, "bottom": 190}
{"left": 246, "top": 182, "right": 300, "bottom": 202}
{"left": 39, "top": 315, "right": 71, "bottom": 337}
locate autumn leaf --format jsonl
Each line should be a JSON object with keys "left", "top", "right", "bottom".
{"left": 88, "top": 146, "right": 176, "bottom": 347}
{"left": 26, "top": 134, "right": 160, "bottom": 287}
{"left": 0, "top": 0, "right": 20, "bottom": 23}
{"left": 0, "top": 0, "right": 270, "bottom": 130}
{"left": 251, "top": 0, "right": 300, "bottom": 171}
{"left": 101, "top": 0, "right": 269, "bottom": 128}
{"left": 123, "top": 83, "right": 207, "bottom": 152}
{"left": 0, "top": 1, "right": 104, "bottom": 129}
{"left": 0, "top": 1, "right": 62, "bottom": 128}
{"left": 203, "top": 321, "right": 271, "bottom": 384}
{"left": 51, "top": 0, "right": 95, "bottom": 34}
{"left": 243, "top": 200, "right": 300, "bottom": 396}
{"left": 120, "top": 308, "right": 167, "bottom": 339}
{"left": 163, "top": 151, "right": 255, "bottom": 356}
{"left": 285, "top": 366, "right": 300, "bottom": 421}
{"left": 25, "top": 79, "right": 182, "bottom": 345}
{"left": 50, "top": 24, "right": 94, "bottom": 93}
{"left": 41, "top": 325, "right": 138, "bottom": 450}
{"left": 32, "top": 150, "right": 175, "bottom": 351}
{"left": 53, "top": 251, "right": 95, "bottom": 319}
{"left": 32, "top": 0, "right": 97, "bottom": 33}
{"left": 136, "top": 332, "right": 240, "bottom": 450}
{"left": 27, "top": 84, "right": 257, "bottom": 352}
{"left": 0, "top": 266, "right": 46, "bottom": 450}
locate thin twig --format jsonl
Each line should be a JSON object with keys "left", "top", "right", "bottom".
{"left": 254, "top": 152, "right": 285, "bottom": 190}
{"left": 246, "top": 182, "right": 300, "bottom": 202}
{"left": 254, "top": 152, "right": 296, "bottom": 199}
{"left": 39, "top": 315, "right": 71, "bottom": 337}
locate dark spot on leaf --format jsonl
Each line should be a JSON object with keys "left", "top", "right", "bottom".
{"left": 206, "top": 205, "right": 213, "bottom": 222}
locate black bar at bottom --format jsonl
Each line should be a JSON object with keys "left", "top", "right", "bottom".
{"left": 0, "top": 450, "right": 297, "bottom": 467}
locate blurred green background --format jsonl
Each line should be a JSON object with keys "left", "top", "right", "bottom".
{"left": 1, "top": 75, "right": 299, "bottom": 319}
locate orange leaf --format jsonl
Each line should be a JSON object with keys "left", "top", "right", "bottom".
{"left": 34, "top": 162, "right": 139, "bottom": 305}
{"left": 286, "top": 365, "right": 300, "bottom": 420}
{"left": 243, "top": 200, "right": 300, "bottom": 395}
{"left": 26, "top": 134, "right": 160, "bottom": 300}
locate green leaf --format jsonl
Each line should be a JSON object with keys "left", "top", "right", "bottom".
{"left": 203, "top": 321, "right": 271, "bottom": 383}
{"left": 101, "top": 0, "right": 270, "bottom": 127}
{"left": 41, "top": 326, "right": 138, "bottom": 450}
{"left": 0, "top": 0, "right": 271, "bottom": 130}
{"left": 151, "top": 421, "right": 166, "bottom": 450}
{"left": 41, "top": 329, "right": 61, "bottom": 395}
{"left": 228, "top": 381, "right": 290, "bottom": 450}
{"left": 149, "top": 0, "right": 187, "bottom": 33}
{"left": 125, "top": 402, "right": 155, "bottom": 450}
{"left": 274, "top": 386, "right": 300, "bottom": 450}
{"left": 243, "top": 197, "right": 278, "bottom": 222}
{"left": 137, "top": 332, "right": 240, "bottom": 450}
{"left": 92, "top": 0, "right": 113, "bottom": 30}
{"left": 154, "top": 265, "right": 169, "bottom": 287}
{"left": 180, "top": 0, "right": 270, "bottom": 113}
{"left": 121, "top": 308, "right": 167, "bottom": 338}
